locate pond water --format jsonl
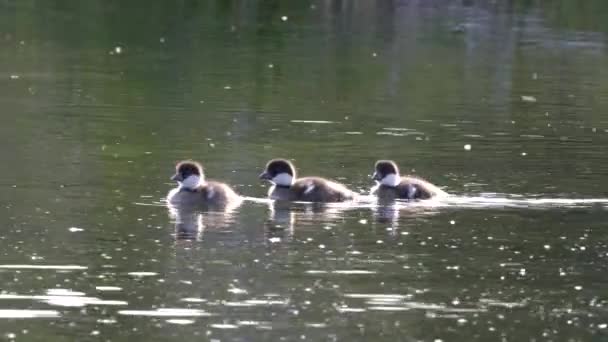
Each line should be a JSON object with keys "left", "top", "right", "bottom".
{"left": 1, "top": 1, "right": 608, "bottom": 341}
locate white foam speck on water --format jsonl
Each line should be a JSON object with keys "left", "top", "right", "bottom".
{"left": 166, "top": 319, "right": 195, "bottom": 325}
{"left": 244, "top": 299, "right": 288, "bottom": 306}
{"left": 227, "top": 287, "right": 248, "bottom": 295}
{"left": 0, "top": 265, "right": 87, "bottom": 270}
{"left": 0, "top": 310, "right": 60, "bottom": 318}
{"left": 368, "top": 306, "right": 411, "bottom": 311}
{"left": 306, "top": 270, "right": 376, "bottom": 275}
{"left": 344, "top": 293, "right": 409, "bottom": 300}
{"left": 210, "top": 323, "right": 239, "bottom": 329}
{"left": 290, "top": 120, "right": 335, "bottom": 124}
{"left": 68, "top": 227, "right": 84, "bottom": 232}
{"left": 336, "top": 307, "right": 367, "bottom": 313}
{"left": 118, "top": 308, "right": 212, "bottom": 317}
{"left": 127, "top": 272, "right": 158, "bottom": 277}
{"left": 47, "top": 289, "right": 85, "bottom": 296}
{"left": 479, "top": 299, "right": 528, "bottom": 308}
{"left": 180, "top": 298, "right": 207, "bottom": 303}
{"left": 376, "top": 130, "right": 424, "bottom": 137}
{"left": 521, "top": 95, "right": 537, "bottom": 102}
{"left": 0, "top": 293, "right": 127, "bottom": 307}
{"left": 95, "top": 286, "right": 122, "bottom": 292}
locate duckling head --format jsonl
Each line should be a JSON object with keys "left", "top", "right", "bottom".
{"left": 259, "top": 158, "right": 295, "bottom": 187}
{"left": 171, "top": 160, "right": 204, "bottom": 190}
{"left": 372, "top": 160, "right": 400, "bottom": 187}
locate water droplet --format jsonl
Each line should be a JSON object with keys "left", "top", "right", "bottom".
{"left": 521, "top": 95, "right": 537, "bottom": 103}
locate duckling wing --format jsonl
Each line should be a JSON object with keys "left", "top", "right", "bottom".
{"left": 400, "top": 176, "right": 446, "bottom": 199}
{"left": 293, "top": 177, "right": 353, "bottom": 202}
{"left": 203, "top": 181, "right": 240, "bottom": 203}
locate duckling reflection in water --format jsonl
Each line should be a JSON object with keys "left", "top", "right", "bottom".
{"left": 168, "top": 204, "right": 239, "bottom": 241}
{"left": 168, "top": 205, "right": 204, "bottom": 240}
{"left": 372, "top": 201, "right": 441, "bottom": 228}
{"left": 264, "top": 199, "right": 357, "bottom": 239}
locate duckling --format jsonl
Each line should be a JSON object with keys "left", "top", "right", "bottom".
{"left": 371, "top": 160, "right": 447, "bottom": 200}
{"left": 167, "top": 160, "right": 240, "bottom": 206}
{"left": 259, "top": 158, "right": 355, "bottom": 203}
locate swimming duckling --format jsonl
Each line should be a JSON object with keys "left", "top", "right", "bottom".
{"left": 167, "top": 160, "right": 240, "bottom": 206}
{"left": 371, "top": 160, "right": 447, "bottom": 200}
{"left": 259, "top": 158, "right": 355, "bottom": 203}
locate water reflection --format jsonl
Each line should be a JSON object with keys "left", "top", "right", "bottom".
{"left": 264, "top": 199, "right": 364, "bottom": 234}
{"left": 167, "top": 201, "right": 240, "bottom": 241}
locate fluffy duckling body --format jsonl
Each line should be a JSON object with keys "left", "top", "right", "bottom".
{"left": 167, "top": 160, "right": 240, "bottom": 207}
{"left": 371, "top": 160, "right": 447, "bottom": 200}
{"left": 259, "top": 159, "right": 355, "bottom": 203}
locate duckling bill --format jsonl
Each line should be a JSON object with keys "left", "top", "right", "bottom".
{"left": 371, "top": 160, "right": 447, "bottom": 200}
{"left": 259, "top": 158, "right": 355, "bottom": 203}
{"left": 167, "top": 160, "right": 240, "bottom": 206}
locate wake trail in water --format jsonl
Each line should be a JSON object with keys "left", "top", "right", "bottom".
{"left": 136, "top": 194, "right": 608, "bottom": 210}
{"left": 240, "top": 194, "right": 608, "bottom": 210}
{"left": 438, "top": 194, "right": 608, "bottom": 209}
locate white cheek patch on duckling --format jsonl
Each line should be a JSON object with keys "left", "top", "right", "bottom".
{"left": 381, "top": 174, "right": 400, "bottom": 187}
{"left": 180, "top": 175, "right": 201, "bottom": 190}
{"left": 272, "top": 173, "right": 293, "bottom": 186}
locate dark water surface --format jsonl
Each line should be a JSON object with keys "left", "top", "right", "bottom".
{"left": 1, "top": 1, "right": 608, "bottom": 341}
